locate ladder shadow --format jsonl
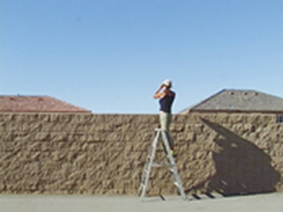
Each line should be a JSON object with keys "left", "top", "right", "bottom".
{"left": 185, "top": 118, "right": 280, "bottom": 197}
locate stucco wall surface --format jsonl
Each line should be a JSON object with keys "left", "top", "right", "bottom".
{"left": 0, "top": 113, "right": 282, "bottom": 195}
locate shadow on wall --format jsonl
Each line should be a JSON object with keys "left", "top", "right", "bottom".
{"left": 187, "top": 119, "right": 280, "bottom": 196}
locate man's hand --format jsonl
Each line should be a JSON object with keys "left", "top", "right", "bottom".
{"left": 154, "top": 85, "right": 166, "bottom": 99}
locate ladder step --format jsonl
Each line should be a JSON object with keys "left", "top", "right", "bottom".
{"left": 143, "top": 168, "right": 150, "bottom": 174}
{"left": 147, "top": 155, "right": 152, "bottom": 160}
{"left": 174, "top": 182, "right": 180, "bottom": 187}
{"left": 152, "top": 162, "right": 170, "bottom": 167}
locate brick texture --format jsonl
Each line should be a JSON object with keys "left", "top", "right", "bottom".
{"left": 0, "top": 113, "right": 282, "bottom": 195}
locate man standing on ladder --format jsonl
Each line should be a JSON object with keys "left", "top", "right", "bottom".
{"left": 139, "top": 79, "right": 185, "bottom": 200}
{"left": 153, "top": 79, "right": 177, "bottom": 157}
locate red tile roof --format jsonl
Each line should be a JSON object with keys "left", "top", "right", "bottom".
{"left": 0, "top": 96, "right": 91, "bottom": 113}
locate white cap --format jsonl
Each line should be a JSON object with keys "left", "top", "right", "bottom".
{"left": 162, "top": 79, "right": 172, "bottom": 87}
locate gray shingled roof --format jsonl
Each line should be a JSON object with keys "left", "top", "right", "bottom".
{"left": 0, "top": 96, "right": 91, "bottom": 113}
{"left": 185, "top": 89, "right": 283, "bottom": 113}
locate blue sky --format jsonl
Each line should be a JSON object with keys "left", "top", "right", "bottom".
{"left": 1, "top": 0, "right": 283, "bottom": 114}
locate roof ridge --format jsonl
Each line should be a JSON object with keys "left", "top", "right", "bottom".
{"left": 224, "top": 89, "right": 283, "bottom": 100}
{"left": 0, "top": 95, "right": 91, "bottom": 113}
{"left": 189, "top": 89, "right": 226, "bottom": 111}
{"left": 181, "top": 88, "right": 283, "bottom": 113}
{"left": 0, "top": 95, "right": 48, "bottom": 97}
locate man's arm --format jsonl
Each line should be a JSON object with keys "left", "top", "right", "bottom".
{"left": 153, "top": 85, "right": 166, "bottom": 99}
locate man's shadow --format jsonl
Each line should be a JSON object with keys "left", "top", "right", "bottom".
{"left": 186, "top": 119, "right": 280, "bottom": 196}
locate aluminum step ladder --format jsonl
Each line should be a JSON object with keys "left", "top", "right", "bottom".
{"left": 138, "top": 128, "right": 187, "bottom": 201}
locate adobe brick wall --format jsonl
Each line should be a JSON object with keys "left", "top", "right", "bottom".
{"left": 0, "top": 113, "right": 282, "bottom": 195}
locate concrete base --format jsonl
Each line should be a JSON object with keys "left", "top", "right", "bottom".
{"left": 1, "top": 193, "right": 283, "bottom": 212}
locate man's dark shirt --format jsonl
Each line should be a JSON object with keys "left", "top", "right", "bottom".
{"left": 159, "top": 92, "right": 175, "bottom": 113}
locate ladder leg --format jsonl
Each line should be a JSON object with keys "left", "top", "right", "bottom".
{"left": 160, "top": 130, "right": 187, "bottom": 200}
{"left": 139, "top": 131, "right": 160, "bottom": 200}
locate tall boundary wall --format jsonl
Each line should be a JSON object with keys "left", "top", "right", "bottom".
{"left": 0, "top": 113, "right": 282, "bottom": 195}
